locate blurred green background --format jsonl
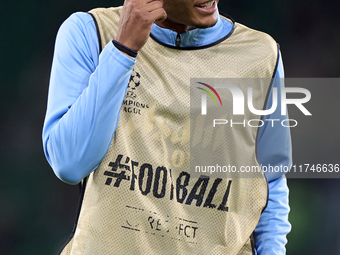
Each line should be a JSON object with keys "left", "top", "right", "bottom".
{"left": 1, "top": 0, "right": 340, "bottom": 254}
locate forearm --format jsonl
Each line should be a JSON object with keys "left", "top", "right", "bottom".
{"left": 46, "top": 45, "right": 134, "bottom": 184}
{"left": 42, "top": 13, "right": 136, "bottom": 184}
{"left": 254, "top": 177, "right": 291, "bottom": 255}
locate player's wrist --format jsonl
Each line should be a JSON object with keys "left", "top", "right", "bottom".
{"left": 112, "top": 39, "right": 138, "bottom": 58}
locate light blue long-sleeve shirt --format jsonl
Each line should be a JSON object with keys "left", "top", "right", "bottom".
{"left": 43, "top": 10, "right": 291, "bottom": 255}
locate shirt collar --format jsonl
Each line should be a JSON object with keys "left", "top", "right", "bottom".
{"left": 150, "top": 10, "right": 233, "bottom": 48}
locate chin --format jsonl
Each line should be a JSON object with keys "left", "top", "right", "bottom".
{"left": 193, "top": 17, "right": 218, "bottom": 29}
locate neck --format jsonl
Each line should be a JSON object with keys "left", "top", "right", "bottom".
{"left": 155, "top": 19, "right": 196, "bottom": 34}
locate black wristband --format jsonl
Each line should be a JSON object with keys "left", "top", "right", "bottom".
{"left": 112, "top": 40, "right": 138, "bottom": 58}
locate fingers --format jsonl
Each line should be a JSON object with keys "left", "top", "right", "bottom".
{"left": 145, "top": 0, "right": 163, "bottom": 12}
{"left": 146, "top": 0, "right": 163, "bottom": 4}
{"left": 150, "top": 0, "right": 167, "bottom": 22}
{"left": 151, "top": 8, "right": 167, "bottom": 22}
{"left": 147, "top": 0, "right": 166, "bottom": 22}
{"left": 143, "top": 0, "right": 167, "bottom": 23}
{"left": 117, "top": 0, "right": 167, "bottom": 51}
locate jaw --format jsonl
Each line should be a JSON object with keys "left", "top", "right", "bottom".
{"left": 156, "top": 0, "right": 219, "bottom": 33}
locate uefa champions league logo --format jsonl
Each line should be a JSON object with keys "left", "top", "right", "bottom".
{"left": 123, "top": 70, "right": 149, "bottom": 115}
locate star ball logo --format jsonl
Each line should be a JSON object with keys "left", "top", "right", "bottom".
{"left": 123, "top": 70, "right": 149, "bottom": 115}
{"left": 196, "top": 81, "right": 312, "bottom": 128}
{"left": 128, "top": 70, "right": 141, "bottom": 90}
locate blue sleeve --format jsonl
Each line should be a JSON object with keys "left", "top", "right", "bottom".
{"left": 257, "top": 51, "right": 292, "bottom": 179}
{"left": 254, "top": 51, "right": 292, "bottom": 254}
{"left": 254, "top": 177, "right": 290, "bottom": 255}
{"left": 42, "top": 12, "right": 136, "bottom": 185}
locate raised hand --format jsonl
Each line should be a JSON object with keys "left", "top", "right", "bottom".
{"left": 115, "top": 0, "right": 167, "bottom": 52}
